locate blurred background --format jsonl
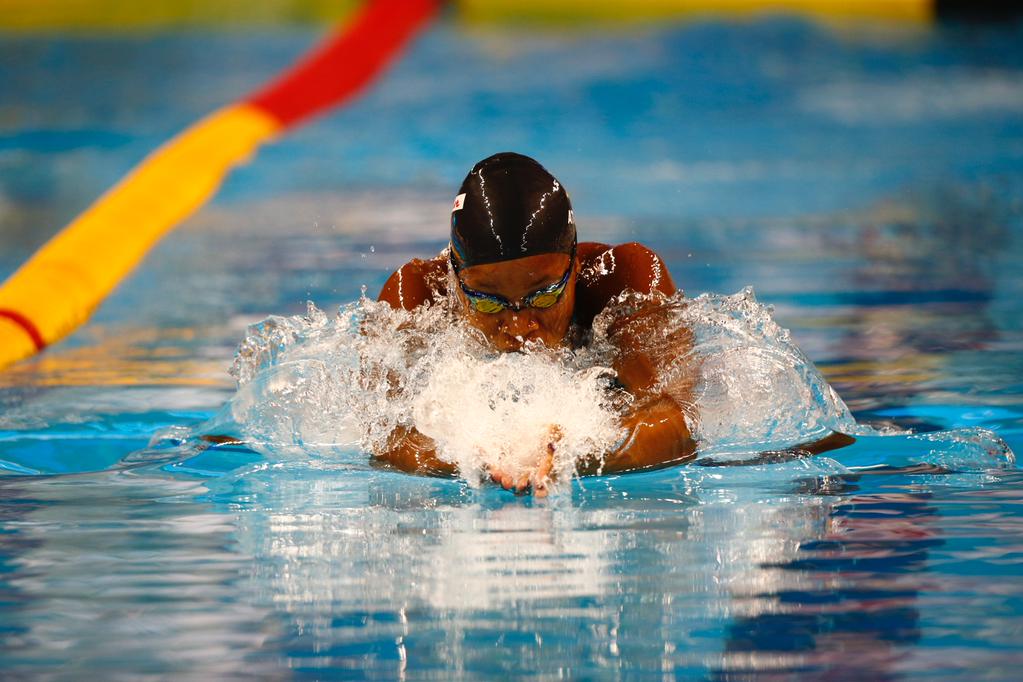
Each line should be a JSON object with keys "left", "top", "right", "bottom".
{"left": 2, "top": 1, "right": 1022, "bottom": 416}
{"left": 2, "top": 3, "right": 1023, "bottom": 679}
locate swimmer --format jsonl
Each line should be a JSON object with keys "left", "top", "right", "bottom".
{"left": 376, "top": 152, "right": 852, "bottom": 494}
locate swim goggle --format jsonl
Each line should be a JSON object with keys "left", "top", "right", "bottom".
{"left": 451, "top": 243, "right": 576, "bottom": 314}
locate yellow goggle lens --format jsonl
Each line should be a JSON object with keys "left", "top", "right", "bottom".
{"left": 529, "top": 292, "right": 560, "bottom": 309}
{"left": 473, "top": 298, "right": 505, "bottom": 314}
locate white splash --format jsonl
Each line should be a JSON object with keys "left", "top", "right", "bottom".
{"left": 214, "top": 283, "right": 1017, "bottom": 490}
{"left": 224, "top": 297, "right": 625, "bottom": 485}
{"left": 220, "top": 286, "right": 884, "bottom": 486}
{"left": 675, "top": 287, "right": 868, "bottom": 452}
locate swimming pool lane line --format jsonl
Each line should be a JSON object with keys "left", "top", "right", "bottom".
{"left": 456, "top": 0, "right": 932, "bottom": 24}
{"left": 456, "top": 0, "right": 1021, "bottom": 25}
{"left": 0, "top": 0, "right": 440, "bottom": 372}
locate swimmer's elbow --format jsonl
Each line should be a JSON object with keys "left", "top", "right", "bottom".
{"left": 378, "top": 269, "right": 409, "bottom": 309}
{"left": 372, "top": 427, "right": 458, "bottom": 478}
{"left": 612, "top": 242, "right": 677, "bottom": 297}
{"left": 377, "top": 258, "right": 447, "bottom": 311}
{"left": 581, "top": 397, "right": 695, "bottom": 475}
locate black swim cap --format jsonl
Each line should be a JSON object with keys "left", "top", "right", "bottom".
{"left": 450, "top": 152, "right": 575, "bottom": 269}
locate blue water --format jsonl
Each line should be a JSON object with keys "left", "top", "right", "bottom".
{"left": 2, "top": 18, "right": 1023, "bottom": 678}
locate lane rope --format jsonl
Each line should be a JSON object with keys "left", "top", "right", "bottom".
{"left": 455, "top": 0, "right": 934, "bottom": 24}
{"left": 0, "top": 310, "right": 45, "bottom": 351}
{"left": 0, "top": 0, "right": 439, "bottom": 371}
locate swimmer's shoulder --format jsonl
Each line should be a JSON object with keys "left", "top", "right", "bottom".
{"left": 379, "top": 254, "right": 449, "bottom": 311}
{"left": 575, "top": 241, "right": 677, "bottom": 326}
{"left": 577, "top": 241, "right": 676, "bottom": 297}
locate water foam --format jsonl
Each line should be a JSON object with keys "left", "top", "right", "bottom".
{"left": 223, "top": 297, "right": 625, "bottom": 485}
{"left": 214, "top": 287, "right": 1012, "bottom": 486}
{"left": 670, "top": 287, "right": 867, "bottom": 451}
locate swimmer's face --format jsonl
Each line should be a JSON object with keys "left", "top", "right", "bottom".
{"left": 455, "top": 252, "right": 576, "bottom": 353}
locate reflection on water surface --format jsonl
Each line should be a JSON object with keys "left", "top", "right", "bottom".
{"left": 2, "top": 18, "right": 1023, "bottom": 680}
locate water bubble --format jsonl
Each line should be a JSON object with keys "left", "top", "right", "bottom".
{"left": 218, "top": 287, "right": 1012, "bottom": 485}
{"left": 225, "top": 296, "right": 625, "bottom": 486}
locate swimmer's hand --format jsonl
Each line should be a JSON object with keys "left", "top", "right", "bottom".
{"left": 489, "top": 425, "right": 562, "bottom": 497}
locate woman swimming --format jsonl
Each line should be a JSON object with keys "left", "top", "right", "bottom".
{"left": 376, "top": 153, "right": 852, "bottom": 495}
{"left": 373, "top": 152, "right": 703, "bottom": 494}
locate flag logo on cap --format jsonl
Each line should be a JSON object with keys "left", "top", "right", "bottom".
{"left": 452, "top": 193, "right": 466, "bottom": 212}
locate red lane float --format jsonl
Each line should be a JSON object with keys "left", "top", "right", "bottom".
{"left": 0, "top": 0, "right": 440, "bottom": 371}
{"left": 250, "top": 0, "right": 438, "bottom": 127}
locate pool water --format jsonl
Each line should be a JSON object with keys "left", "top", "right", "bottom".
{"left": 3, "top": 18, "right": 1023, "bottom": 678}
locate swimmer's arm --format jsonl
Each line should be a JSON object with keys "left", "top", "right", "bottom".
{"left": 374, "top": 256, "right": 455, "bottom": 474}
{"left": 582, "top": 295, "right": 699, "bottom": 474}
{"left": 574, "top": 241, "right": 676, "bottom": 327}
{"left": 577, "top": 395, "right": 696, "bottom": 475}
{"left": 372, "top": 425, "right": 458, "bottom": 477}
{"left": 578, "top": 420, "right": 857, "bottom": 476}
{"left": 378, "top": 256, "right": 448, "bottom": 311}
{"left": 589, "top": 299, "right": 856, "bottom": 474}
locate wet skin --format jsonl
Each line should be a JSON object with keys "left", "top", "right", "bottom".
{"left": 455, "top": 252, "right": 576, "bottom": 353}
{"left": 454, "top": 253, "right": 575, "bottom": 491}
{"left": 376, "top": 241, "right": 699, "bottom": 494}
{"left": 377, "top": 241, "right": 854, "bottom": 494}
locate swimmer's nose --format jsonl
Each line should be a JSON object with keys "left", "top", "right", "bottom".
{"left": 500, "top": 312, "right": 539, "bottom": 338}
